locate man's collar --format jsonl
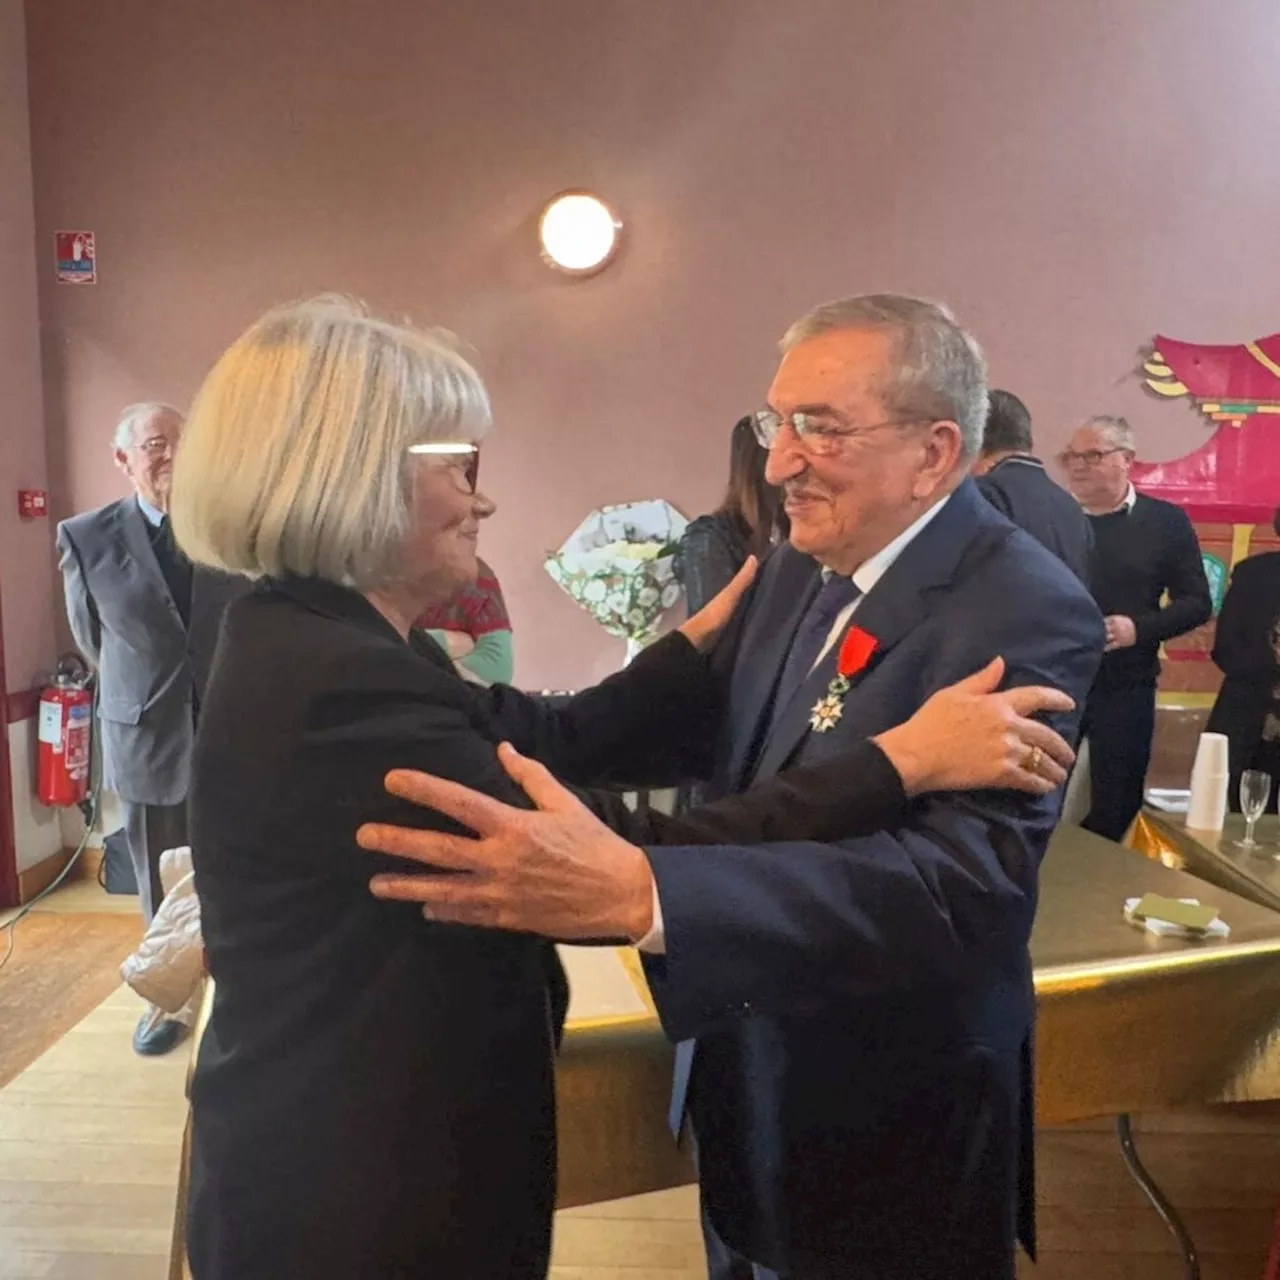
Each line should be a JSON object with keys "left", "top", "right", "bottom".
{"left": 987, "top": 452, "right": 1044, "bottom": 473}
{"left": 1075, "top": 481, "right": 1136, "bottom": 517}
{"left": 135, "top": 494, "right": 165, "bottom": 527}
{"left": 820, "top": 492, "right": 954, "bottom": 594}
{"left": 1086, "top": 483, "right": 1137, "bottom": 516}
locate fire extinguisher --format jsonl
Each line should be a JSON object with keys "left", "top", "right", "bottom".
{"left": 37, "top": 655, "right": 94, "bottom": 809}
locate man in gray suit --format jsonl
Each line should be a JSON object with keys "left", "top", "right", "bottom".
{"left": 57, "top": 403, "right": 243, "bottom": 1054}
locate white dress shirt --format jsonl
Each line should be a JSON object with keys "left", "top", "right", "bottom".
{"left": 1081, "top": 483, "right": 1136, "bottom": 516}
{"left": 637, "top": 493, "right": 954, "bottom": 953}
{"left": 136, "top": 493, "right": 165, "bottom": 527}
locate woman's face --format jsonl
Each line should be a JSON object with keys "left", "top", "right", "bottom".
{"left": 402, "top": 454, "right": 495, "bottom": 607}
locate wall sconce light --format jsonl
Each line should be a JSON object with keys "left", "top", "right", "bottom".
{"left": 538, "top": 191, "right": 622, "bottom": 277}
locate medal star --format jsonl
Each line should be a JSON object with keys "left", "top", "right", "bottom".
{"left": 810, "top": 693, "right": 845, "bottom": 733}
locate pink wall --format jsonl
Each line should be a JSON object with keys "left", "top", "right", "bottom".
{"left": 1, "top": 0, "right": 54, "bottom": 692}
{"left": 24, "top": 0, "right": 1280, "bottom": 690}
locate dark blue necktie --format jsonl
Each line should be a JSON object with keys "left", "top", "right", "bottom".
{"left": 770, "top": 574, "right": 862, "bottom": 728}
{"left": 152, "top": 515, "right": 193, "bottom": 626}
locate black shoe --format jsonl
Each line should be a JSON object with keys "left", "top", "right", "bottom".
{"left": 133, "top": 1009, "right": 188, "bottom": 1056}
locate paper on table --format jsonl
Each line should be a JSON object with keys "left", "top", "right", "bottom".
{"left": 1123, "top": 897, "right": 1230, "bottom": 939}
{"left": 559, "top": 945, "right": 649, "bottom": 1023}
{"left": 1146, "top": 788, "right": 1191, "bottom": 814}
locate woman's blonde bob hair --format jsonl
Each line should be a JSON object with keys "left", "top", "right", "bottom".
{"left": 170, "top": 295, "right": 490, "bottom": 592}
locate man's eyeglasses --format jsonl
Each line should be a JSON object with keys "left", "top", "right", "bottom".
{"left": 753, "top": 410, "right": 926, "bottom": 457}
{"left": 1058, "top": 447, "right": 1124, "bottom": 469}
{"left": 135, "top": 436, "right": 176, "bottom": 458}
{"left": 409, "top": 441, "right": 481, "bottom": 494}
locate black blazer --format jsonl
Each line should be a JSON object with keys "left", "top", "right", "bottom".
{"left": 1207, "top": 551, "right": 1280, "bottom": 807}
{"left": 977, "top": 455, "right": 1093, "bottom": 585}
{"left": 186, "top": 576, "right": 910, "bottom": 1280}
{"left": 676, "top": 512, "right": 751, "bottom": 614}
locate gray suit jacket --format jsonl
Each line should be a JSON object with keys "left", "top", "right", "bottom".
{"left": 56, "top": 497, "right": 246, "bottom": 805}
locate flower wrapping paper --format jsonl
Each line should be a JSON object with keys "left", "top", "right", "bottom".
{"left": 544, "top": 499, "right": 688, "bottom": 662}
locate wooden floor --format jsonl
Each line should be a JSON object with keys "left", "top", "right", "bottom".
{"left": 0, "top": 878, "right": 710, "bottom": 1280}
{"left": 0, "top": 875, "right": 144, "bottom": 922}
{"left": 0, "top": 983, "right": 190, "bottom": 1279}
{"left": 4, "top": 878, "right": 1279, "bottom": 1279}
{"left": 0, "top": 976, "right": 705, "bottom": 1280}
{"left": 0, "top": 906, "right": 143, "bottom": 1089}
{"left": 553, "top": 1189, "right": 703, "bottom": 1279}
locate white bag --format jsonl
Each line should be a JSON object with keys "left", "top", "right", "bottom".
{"left": 120, "top": 845, "right": 205, "bottom": 1018}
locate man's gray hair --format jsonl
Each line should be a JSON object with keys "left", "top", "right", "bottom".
{"left": 113, "top": 401, "right": 182, "bottom": 451}
{"left": 1082, "top": 413, "right": 1135, "bottom": 453}
{"left": 781, "top": 294, "right": 989, "bottom": 459}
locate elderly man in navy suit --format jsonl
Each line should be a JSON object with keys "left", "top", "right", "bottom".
{"left": 361, "top": 295, "right": 1104, "bottom": 1279}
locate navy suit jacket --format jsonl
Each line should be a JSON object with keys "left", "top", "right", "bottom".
{"left": 976, "top": 455, "right": 1094, "bottom": 587}
{"left": 644, "top": 480, "right": 1104, "bottom": 1279}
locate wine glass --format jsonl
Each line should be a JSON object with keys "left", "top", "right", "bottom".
{"left": 1237, "top": 770, "right": 1273, "bottom": 852}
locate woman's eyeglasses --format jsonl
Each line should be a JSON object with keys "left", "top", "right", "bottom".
{"left": 409, "top": 442, "right": 480, "bottom": 494}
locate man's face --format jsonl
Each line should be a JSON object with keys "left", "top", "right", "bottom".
{"left": 116, "top": 409, "right": 183, "bottom": 510}
{"left": 763, "top": 327, "right": 964, "bottom": 574}
{"left": 1059, "top": 424, "right": 1131, "bottom": 509}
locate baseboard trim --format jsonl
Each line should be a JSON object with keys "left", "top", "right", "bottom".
{"left": 18, "top": 845, "right": 95, "bottom": 903}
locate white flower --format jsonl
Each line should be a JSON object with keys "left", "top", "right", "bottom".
{"left": 612, "top": 542, "right": 662, "bottom": 562}
{"left": 605, "top": 591, "right": 628, "bottom": 614}
{"left": 583, "top": 579, "right": 607, "bottom": 603}
{"left": 637, "top": 586, "right": 660, "bottom": 607}
{"left": 661, "top": 583, "right": 681, "bottom": 608}
{"left": 626, "top": 607, "right": 649, "bottom": 629}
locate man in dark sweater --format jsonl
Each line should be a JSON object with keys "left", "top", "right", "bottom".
{"left": 974, "top": 390, "right": 1093, "bottom": 583}
{"left": 1061, "top": 414, "right": 1212, "bottom": 840}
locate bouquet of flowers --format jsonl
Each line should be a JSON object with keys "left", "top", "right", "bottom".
{"left": 544, "top": 499, "right": 688, "bottom": 664}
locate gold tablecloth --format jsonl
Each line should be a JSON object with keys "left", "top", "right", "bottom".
{"left": 556, "top": 823, "right": 1280, "bottom": 1204}
{"left": 1131, "top": 809, "right": 1280, "bottom": 913}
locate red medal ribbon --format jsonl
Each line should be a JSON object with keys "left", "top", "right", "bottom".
{"left": 837, "top": 626, "right": 878, "bottom": 679}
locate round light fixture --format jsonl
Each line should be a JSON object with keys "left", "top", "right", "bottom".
{"left": 538, "top": 191, "right": 622, "bottom": 277}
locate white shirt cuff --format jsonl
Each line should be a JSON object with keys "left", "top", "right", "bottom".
{"left": 636, "top": 879, "right": 666, "bottom": 954}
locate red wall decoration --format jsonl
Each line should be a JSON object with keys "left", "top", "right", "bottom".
{"left": 1136, "top": 333, "right": 1280, "bottom": 696}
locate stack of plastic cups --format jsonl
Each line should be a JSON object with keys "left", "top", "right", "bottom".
{"left": 1187, "top": 732, "right": 1230, "bottom": 833}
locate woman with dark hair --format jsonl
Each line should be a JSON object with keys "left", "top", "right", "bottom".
{"left": 678, "top": 415, "right": 789, "bottom": 613}
{"left": 1207, "top": 508, "right": 1280, "bottom": 813}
